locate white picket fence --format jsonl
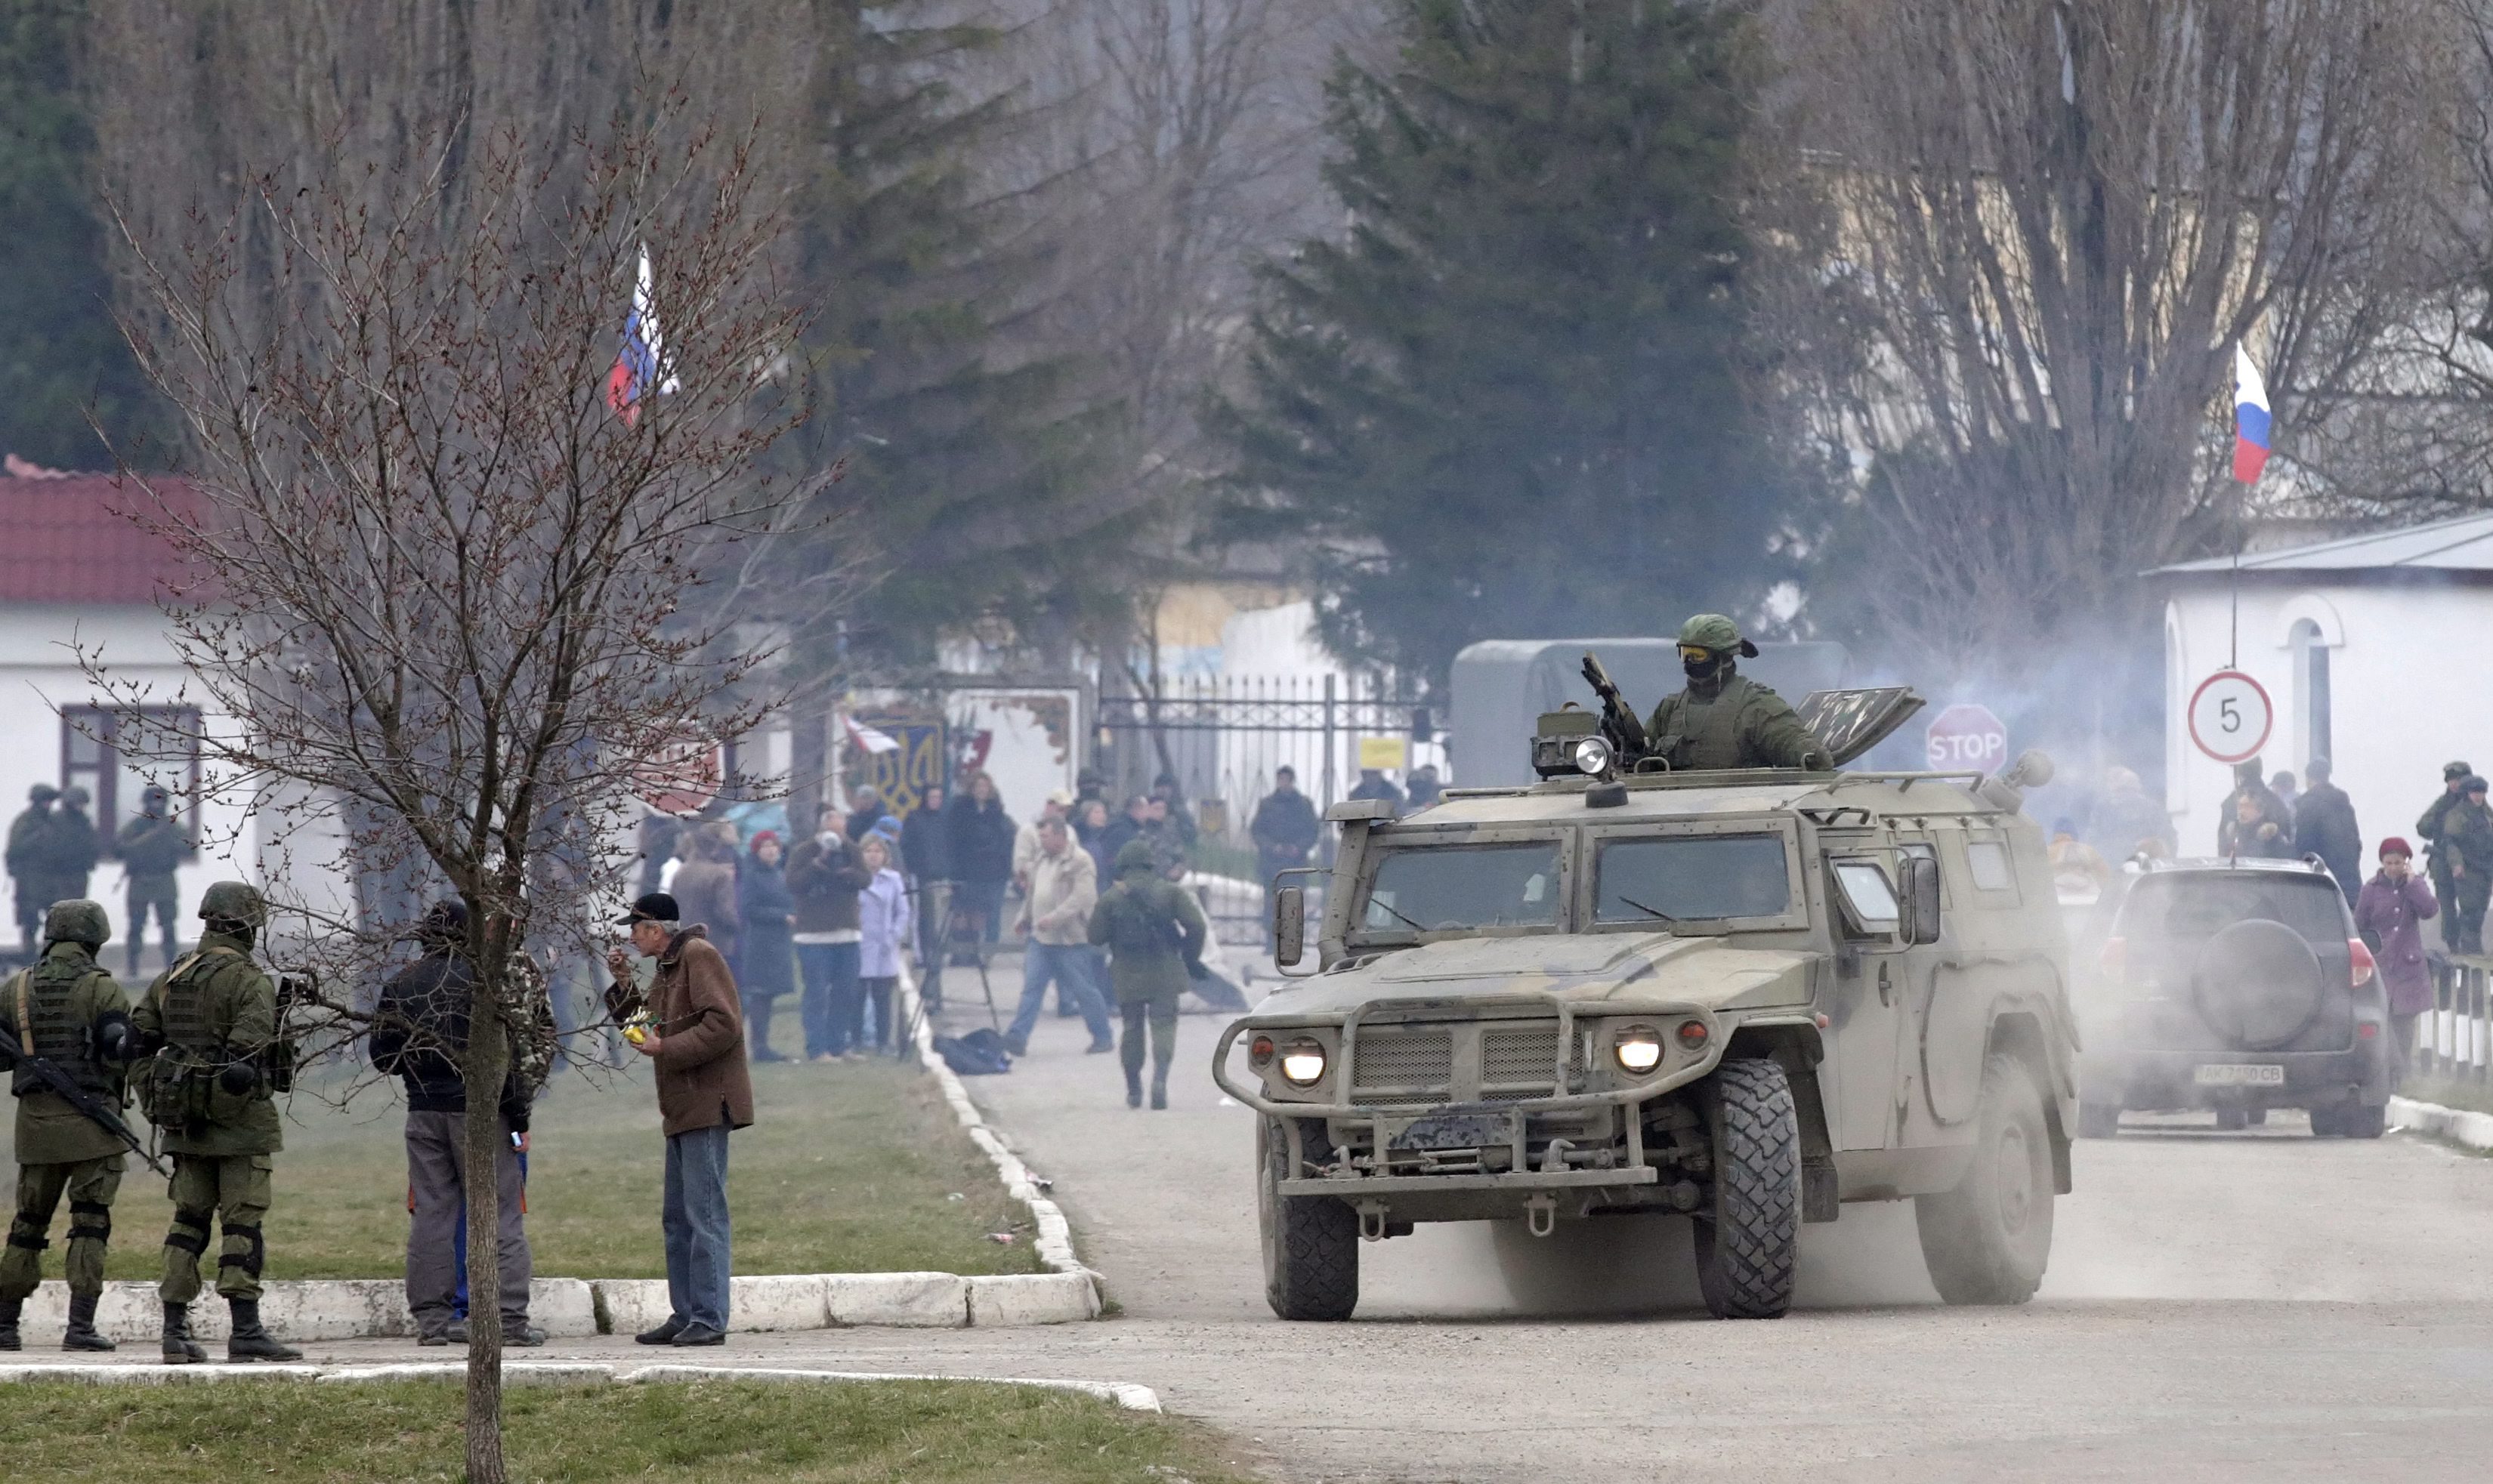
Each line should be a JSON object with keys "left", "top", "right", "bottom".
{"left": 2421, "top": 959, "right": 2493, "bottom": 1082}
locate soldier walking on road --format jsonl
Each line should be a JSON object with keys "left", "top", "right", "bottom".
{"left": 118, "top": 785, "right": 186, "bottom": 977}
{"left": 0, "top": 901, "right": 136, "bottom": 1352}
{"left": 1642, "top": 615, "right": 1830, "bottom": 772}
{"left": 2417, "top": 761, "right": 2474, "bottom": 952}
{"left": 1090, "top": 839, "right": 1208, "bottom": 1111}
{"left": 6, "top": 784, "right": 57, "bottom": 956}
{"left": 131, "top": 881, "right": 301, "bottom": 1362}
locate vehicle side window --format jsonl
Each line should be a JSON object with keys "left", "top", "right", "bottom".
{"left": 1832, "top": 859, "right": 1900, "bottom": 933}
{"left": 1966, "top": 840, "right": 2016, "bottom": 893}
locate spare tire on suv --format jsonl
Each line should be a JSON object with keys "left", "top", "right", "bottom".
{"left": 2192, "top": 918, "right": 2326, "bottom": 1050}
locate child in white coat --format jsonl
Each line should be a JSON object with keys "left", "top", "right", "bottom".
{"left": 855, "top": 834, "right": 915, "bottom": 1052}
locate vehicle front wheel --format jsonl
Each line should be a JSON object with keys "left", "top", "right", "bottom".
{"left": 2078, "top": 1102, "right": 2121, "bottom": 1139}
{"left": 1917, "top": 1053, "right": 2055, "bottom": 1306}
{"left": 2341, "top": 1101, "right": 2388, "bottom": 1140}
{"left": 1692, "top": 1058, "right": 1799, "bottom": 1320}
{"left": 1260, "top": 1117, "right": 1358, "bottom": 1321}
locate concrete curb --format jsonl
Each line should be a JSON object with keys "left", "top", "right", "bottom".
{"left": 0, "top": 1360, "right": 1160, "bottom": 1411}
{"left": 901, "top": 964, "right": 1104, "bottom": 1318}
{"left": 2389, "top": 1094, "right": 2493, "bottom": 1150}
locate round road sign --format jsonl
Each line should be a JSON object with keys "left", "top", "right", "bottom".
{"left": 1925, "top": 703, "right": 2009, "bottom": 772}
{"left": 2188, "top": 671, "right": 2273, "bottom": 766}
{"left": 632, "top": 735, "right": 724, "bottom": 816}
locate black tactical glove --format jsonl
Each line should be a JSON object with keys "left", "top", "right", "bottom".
{"left": 217, "top": 1060, "right": 261, "bottom": 1097}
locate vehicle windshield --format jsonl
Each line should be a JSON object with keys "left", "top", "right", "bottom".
{"left": 1358, "top": 842, "right": 1562, "bottom": 936}
{"left": 2121, "top": 874, "right": 2345, "bottom": 947}
{"left": 1595, "top": 834, "right": 1792, "bottom": 924}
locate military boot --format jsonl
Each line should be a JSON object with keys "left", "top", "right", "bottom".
{"left": 62, "top": 1292, "right": 115, "bottom": 1351}
{"left": 0, "top": 1297, "right": 21, "bottom": 1351}
{"left": 1125, "top": 1065, "right": 1143, "bottom": 1109}
{"left": 1150, "top": 1075, "right": 1169, "bottom": 1111}
{"left": 161, "top": 1302, "right": 206, "bottom": 1364}
{"left": 226, "top": 1297, "right": 302, "bottom": 1362}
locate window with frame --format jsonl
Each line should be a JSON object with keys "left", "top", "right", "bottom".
{"left": 60, "top": 706, "right": 202, "bottom": 859}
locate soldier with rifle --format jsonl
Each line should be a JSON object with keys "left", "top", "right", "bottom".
{"left": 1586, "top": 615, "right": 1829, "bottom": 773}
{"left": 0, "top": 899, "right": 152, "bottom": 1351}
{"left": 131, "top": 881, "right": 302, "bottom": 1362}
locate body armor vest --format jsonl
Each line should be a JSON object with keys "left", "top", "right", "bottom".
{"left": 11, "top": 957, "right": 109, "bottom": 1096}
{"left": 156, "top": 950, "right": 236, "bottom": 1057}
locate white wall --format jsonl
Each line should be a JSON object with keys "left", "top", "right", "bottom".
{"left": 0, "top": 603, "right": 261, "bottom": 941}
{"left": 2166, "top": 579, "right": 2493, "bottom": 862}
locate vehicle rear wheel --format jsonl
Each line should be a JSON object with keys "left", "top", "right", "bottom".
{"left": 1691, "top": 1059, "right": 1799, "bottom": 1320}
{"left": 2245, "top": 1106, "right": 2268, "bottom": 1126}
{"left": 2341, "top": 1101, "right": 2388, "bottom": 1140}
{"left": 2214, "top": 1107, "right": 2249, "bottom": 1132}
{"left": 2308, "top": 1106, "right": 2343, "bottom": 1137}
{"left": 1917, "top": 1053, "right": 2054, "bottom": 1306}
{"left": 1260, "top": 1117, "right": 1358, "bottom": 1321}
{"left": 2077, "top": 1102, "right": 2121, "bottom": 1139}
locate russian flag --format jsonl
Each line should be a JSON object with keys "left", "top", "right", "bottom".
{"left": 2232, "top": 344, "right": 2272, "bottom": 483}
{"left": 605, "top": 245, "right": 679, "bottom": 426}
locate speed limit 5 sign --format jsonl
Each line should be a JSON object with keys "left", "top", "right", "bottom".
{"left": 2188, "top": 671, "right": 2273, "bottom": 766}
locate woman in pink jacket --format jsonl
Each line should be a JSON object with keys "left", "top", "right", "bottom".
{"left": 2355, "top": 836, "right": 2439, "bottom": 1086}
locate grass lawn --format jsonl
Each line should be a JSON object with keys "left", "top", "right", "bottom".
{"left": 0, "top": 1378, "right": 1265, "bottom": 1483}
{"left": 0, "top": 1055, "right": 1044, "bottom": 1281}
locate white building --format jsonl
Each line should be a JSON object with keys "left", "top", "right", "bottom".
{"left": 2158, "top": 513, "right": 2493, "bottom": 862}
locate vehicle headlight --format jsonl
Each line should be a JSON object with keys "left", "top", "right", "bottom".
{"left": 1614, "top": 1026, "right": 1664, "bottom": 1074}
{"left": 1279, "top": 1038, "right": 1329, "bottom": 1087}
{"left": 1572, "top": 736, "right": 1612, "bottom": 776}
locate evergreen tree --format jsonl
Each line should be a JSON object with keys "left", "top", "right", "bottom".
{"left": 0, "top": 0, "right": 163, "bottom": 466}
{"left": 1218, "top": 0, "right": 1786, "bottom": 689}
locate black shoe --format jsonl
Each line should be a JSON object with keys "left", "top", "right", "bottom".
{"left": 227, "top": 1297, "right": 303, "bottom": 1362}
{"left": 0, "top": 1296, "right": 20, "bottom": 1352}
{"left": 1151, "top": 1083, "right": 1169, "bottom": 1110}
{"left": 669, "top": 1323, "right": 726, "bottom": 1347}
{"left": 62, "top": 1292, "right": 114, "bottom": 1352}
{"left": 417, "top": 1328, "right": 453, "bottom": 1347}
{"left": 444, "top": 1318, "right": 468, "bottom": 1344}
{"left": 635, "top": 1317, "right": 686, "bottom": 1345}
{"left": 507, "top": 1322, "right": 548, "bottom": 1348}
{"left": 161, "top": 1302, "right": 207, "bottom": 1365}
{"left": 1086, "top": 1039, "right": 1114, "bottom": 1054}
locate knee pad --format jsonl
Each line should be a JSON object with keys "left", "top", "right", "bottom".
{"left": 67, "top": 1201, "right": 110, "bottom": 1243}
{"left": 165, "top": 1207, "right": 213, "bottom": 1255}
{"left": 5, "top": 1228, "right": 48, "bottom": 1253}
{"left": 218, "top": 1221, "right": 266, "bottom": 1279}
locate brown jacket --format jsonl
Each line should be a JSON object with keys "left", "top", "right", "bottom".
{"left": 612, "top": 927, "right": 754, "bottom": 1137}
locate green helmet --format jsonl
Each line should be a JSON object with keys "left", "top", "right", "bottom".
{"left": 1678, "top": 613, "right": 1760, "bottom": 659}
{"left": 1115, "top": 839, "right": 1158, "bottom": 874}
{"left": 198, "top": 880, "right": 268, "bottom": 927}
{"left": 41, "top": 899, "right": 110, "bottom": 947}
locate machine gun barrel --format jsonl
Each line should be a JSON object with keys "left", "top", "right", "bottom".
{"left": 0, "top": 1022, "right": 168, "bottom": 1177}
{"left": 1580, "top": 653, "right": 1651, "bottom": 765}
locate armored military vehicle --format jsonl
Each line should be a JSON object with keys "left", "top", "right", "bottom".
{"left": 1215, "top": 674, "right": 2080, "bottom": 1321}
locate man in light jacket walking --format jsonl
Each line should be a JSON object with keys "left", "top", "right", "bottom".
{"left": 605, "top": 892, "right": 752, "bottom": 1347}
{"left": 1006, "top": 819, "right": 1113, "bottom": 1057}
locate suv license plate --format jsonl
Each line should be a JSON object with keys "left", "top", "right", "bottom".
{"left": 2195, "top": 1063, "right": 2285, "bottom": 1087}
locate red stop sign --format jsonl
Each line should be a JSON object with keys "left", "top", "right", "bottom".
{"left": 1925, "top": 703, "right": 2008, "bottom": 772}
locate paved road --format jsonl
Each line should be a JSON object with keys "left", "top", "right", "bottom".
{"left": 904, "top": 953, "right": 2493, "bottom": 1480}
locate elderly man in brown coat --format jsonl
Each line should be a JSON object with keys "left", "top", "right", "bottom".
{"left": 605, "top": 890, "right": 752, "bottom": 1347}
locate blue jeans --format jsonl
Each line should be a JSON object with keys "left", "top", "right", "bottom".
{"left": 1009, "top": 943, "right": 1113, "bottom": 1047}
{"left": 663, "top": 1124, "right": 732, "bottom": 1332}
{"left": 796, "top": 942, "right": 860, "bottom": 1057}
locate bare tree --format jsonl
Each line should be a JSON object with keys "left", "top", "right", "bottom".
{"left": 88, "top": 103, "right": 832, "bottom": 1483}
{"left": 1755, "top": 0, "right": 2446, "bottom": 732}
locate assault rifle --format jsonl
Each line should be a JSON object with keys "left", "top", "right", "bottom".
{"left": 1581, "top": 653, "right": 1651, "bottom": 770}
{"left": 0, "top": 1021, "right": 168, "bottom": 1177}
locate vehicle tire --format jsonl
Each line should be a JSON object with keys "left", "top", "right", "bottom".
{"left": 2341, "top": 1101, "right": 2388, "bottom": 1140}
{"left": 1917, "top": 1053, "right": 2054, "bottom": 1306}
{"left": 2214, "top": 1106, "right": 2249, "bottom": 1132}
{"left": 2308, "top": 1105, "right": 2342, "bottom": 1137}
{"left": 1691, "top": 1058, "right": 1799, "bottom": 1320}
{"left": 1259, "top": 1117, "right": 1358, "bottom": 1322}
{"left": 2245, "top": 1106, "right": 2267, "bottom": 1127}
{"left": 2077, "top": 1102, "right": 2121, "bottom": 1140}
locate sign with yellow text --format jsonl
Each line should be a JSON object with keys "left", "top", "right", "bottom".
{"left": 1358, "top": 736, "right": 1408, "bottom": 771}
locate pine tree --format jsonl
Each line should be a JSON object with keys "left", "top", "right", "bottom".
{"left": 1217, "top": 0, "right": 1787, "bottom": 689}
{"left": 0, "top": 0, "right": 164, "bottom": 465}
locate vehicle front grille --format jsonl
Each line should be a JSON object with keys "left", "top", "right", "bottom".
{"left": 1352, "top": 1026, "right": 1453, "bottom": 1100}
{"left": 1481, "top": 1025, "right": 1561, "bottom": 1082}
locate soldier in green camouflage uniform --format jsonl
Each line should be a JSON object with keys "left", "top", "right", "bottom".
{"left": 129, "top": 881, "right": 300, "bottom": 1362}
{"left": 0, "top": 901, "right": 134, "bottom": 1351}
{"left": 116, "top": 785, "right": 186, "bottom": 977}
{"left": 1089, "top": 839, "right": 1208, "bottom": 1110}
{"left": 1641, "top": 615, "right": 1832, "bottom": 773}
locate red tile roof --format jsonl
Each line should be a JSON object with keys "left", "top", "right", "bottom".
{"left": 0, "top": 475, "right": 204, "bottom": 605}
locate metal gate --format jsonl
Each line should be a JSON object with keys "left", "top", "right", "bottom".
{"left": 1095, "top": 674, "right": 1429, "bottom": 946}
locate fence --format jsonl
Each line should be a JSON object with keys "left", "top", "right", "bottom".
{"left": 2419, "top": 959, "right": 2493, "bottom": 1085}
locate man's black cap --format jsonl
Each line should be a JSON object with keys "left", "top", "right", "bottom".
{"left": 619, "top": 891, "right": 679, "bottom": 924}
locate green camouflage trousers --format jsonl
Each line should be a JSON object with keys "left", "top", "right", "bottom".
{"left": 1, "top": 1155, "right": 123, "bottom": 1300}
{"left": 1119, "top": 987, "right": 1181, "bottom": 1084}
{"left": 160, "top": 1152, "right": 271, "bottom": 1304}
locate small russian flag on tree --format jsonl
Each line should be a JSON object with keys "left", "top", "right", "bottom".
{"left": 2232, "top": 344, "right": 2271, "bottom": 483}
{"left": 605, "top": 245, "right": 679, "bottom": 427}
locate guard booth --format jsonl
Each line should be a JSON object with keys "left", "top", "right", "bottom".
{"left": 1450, "top": 638, "right": 1853, "bottom": 786}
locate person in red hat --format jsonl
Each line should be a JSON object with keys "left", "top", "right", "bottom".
{"left": 2355, "top": 838, "right": 2439, "bottom": 1085}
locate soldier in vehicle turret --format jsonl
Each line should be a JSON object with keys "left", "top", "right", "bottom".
{"left": 1641, "top": 615, "right": 1830, "bottom": 772}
